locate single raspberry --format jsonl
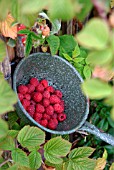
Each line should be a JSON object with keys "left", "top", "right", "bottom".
{"left": 18, "top": 93, "right": 24, "bottom": 101}
{"left": 52, "top": 113, "right": 57, "bottom": 119}
{"left": 17, "top": 24, "right": 26, "bottom": 36}
{"left": 46, "top": 86, "right": 55, "bottom": 93}
{"left": 40, "top": 79, "right": 48, "bottom": 88}
{"left": 30, "top": 77, "right": 39, "bottom": 87}
{"left": 36, "top": 104, "right": 45, "bottom": 113}
{"left": 42, "top": 25, "right": 50, "bottom": 37}
{"left": 50, "top": 95, "right": 61, "bottom": 104}
{"left": 34, "top": 113, "right": 43, "bottom": 122}
{"left": 54, "top": 90, "right": 63, "bottom": 98}
{"left": 43, "top": 113, "right": 50, "bottom": 120}
{"left": 32, "top": 92, "right": 42, "bottom": 102}
{"left": 22, "top": 99, "right": 30, "bottom": 107}
{"left": 30, "top": 100, "right": 36, "bottom": 106}
{"left": 27, "top": 84, "right": 35, "bottom": 93}
{"left": 36, "top": 84, "right": 44, "bottom": 93}
{"left": 42, "top": 90, "right": 50, "bottom": 99}
{"left": 51, "top": 118, "right": 58, "bottom": 125}
{"left": 24, "top": 93, "right": 31, "bottom": 100}
{"left": 45, "top": 105, "right": 54, "bottom": 115}
{"left": 53, "top": 103, "right": 64, "bottom": 113}
{"left": 40, "top": 119, "right": 48, "bottom": 127}
{"left": 18, "top": 85, "right": 28, "bottom": 94}
{"left": 42, "top": 98, "right": 50, "bottom": 107}
{"left": 27, "top": 105, "right": 35, "bottom": 117}
{"left": 57, "top": 113, "right": 67, "bottom": 122}
{"left": 60, "top": 100, "right": 65, "bottom": 108}
{"left": 48, "top": 120, "right": 57, "bottom": 130}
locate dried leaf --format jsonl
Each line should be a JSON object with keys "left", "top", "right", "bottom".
{"left": 92, "top": 66, "right": 114, "bottom": 81}
{"left": 0, "top": 13, "right": 17, "bottom": 39}
{"left": 94, "top": 158, "right": 106, "bottom": 170}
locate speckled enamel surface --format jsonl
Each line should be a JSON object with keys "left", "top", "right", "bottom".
{"left": 13, "top": 52, "right": 89, "bottom": 134}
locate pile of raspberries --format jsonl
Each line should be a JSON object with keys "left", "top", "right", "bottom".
{"left": 17, "top": 77, "right": 66, "bottom": 130}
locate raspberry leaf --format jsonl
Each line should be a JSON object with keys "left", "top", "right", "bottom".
{"left": 44, "top": 136, "right": 71, "bottom": 164}
{"left": 76, "top": 19, "right": 110, "bottom": 50}
{"left": 0, "top": 119, "right": 8, "bottom": 138}
{"left": 25, "top": 33, "right": 32, "bottom": 57}
{"left": 17, "top": 125, "right": 45, "bottom": 148}
{"left": 81, "top": 79, "right": 112, "bottom": 99}
{"left": 46, "top": 35, "right": 60, "bottom": 55}
{"left": 0, "top": 40, "right": 6, "bottom": 62}
{"left": 28, "top": 150, "right": 42, "bottom": 169}
{"left": 0, "top": 78, "right": 17, "bottom": 114}
{"left": 0, "top": 136, "right": 15, "bottom": 150}
{"left": 11, "top": 148, "right": 29, "bottom": 167}
{"left": 18, "top": 29, "right": 31, "bottom": 35}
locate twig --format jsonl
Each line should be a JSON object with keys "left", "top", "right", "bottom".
{"left": 0, "top": 159, "right": 12, "bottom": 168}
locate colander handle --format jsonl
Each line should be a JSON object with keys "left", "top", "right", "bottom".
{"left": 79, "top": 121, "right": 114, "bottom": 146}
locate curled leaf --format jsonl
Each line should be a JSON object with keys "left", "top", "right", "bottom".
{"left": 0, "top": 13, "right": 17, "bottom": 39}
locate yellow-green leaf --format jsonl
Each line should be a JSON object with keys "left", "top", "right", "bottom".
{"left": 81, "top": 79, "right": 112, "bottom": 99}
{"left": 76, "top": 19, "right": 110, "bottom": 49}
{"left": 0, "top": 40, "right": 6, "bottom": 62}
{"left": 94, "top": 158, "right": 106, "bottom": 170}
{"left": 0, "top": 119, "right": 8, "bottom": 138}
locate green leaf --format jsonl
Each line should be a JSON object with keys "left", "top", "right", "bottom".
{"left": 81, "top": 79, "right": 112, "bottom": 99}
{"left": 59, "top": 35, "right": 77, "bottom": 57}
{"left": 25, "top": 34, "right": 32, "bottom": 57}
{"left": 86, "top": 49, "right": 113, "bottom": 66}
{"left": 8, "top": 130, "right": 19, "bottom": 138}
{"left": 28, "top": 150, "right": 42, "bottom": 169}
{"left": 11, "top": 148, "right": 29, "bottom": 167}
{"left": 7, "top": 38, "right": 16, "bottom": 47}
{"left": 0, "top": 0, "right": 9, "bottom": 20}
{"left": 0, "top": 119, "right": 8, "bottom": 138}
{"left": 21, "top": 0, "right": 48, "bottom": 14}
{"left": 8, "top": 111, "right": 18, "bottom": 127}
{"left": 0, "top": 157, "right": 9, "bottom": 169}
{"left": 107, "top": 117, "right": 114, "bottom": 128}
{"left": 51, "top": 19, "right": 61, "bottom": 35}
{"left": 7, "top": 164, "right": 18, "bottom": 170}
{"left": 63, "top": 53, "right": 73, "bottom": 62}
{"left": 18, "top": 29, "right": 31, "bottom": 35}
{"left": 0, "top": 40, "right": 6, "bottom": 62}
{"left": 76, "top": 0, "right": 93, "bottom": 21}
{"left": 73, "top": 58, "right": 84, "bottom": 63}
{"left": 67, "top": 158, "right": 96, "bottom": 170}
{"left": 17, "top": 125, "right": 45, "bottom": 148}
{"left": 46, "top": 35, "right": 60, "bottom": 55}
{"left": 83, "top": 65, "right": 91, "bottom": 79}
{"left": 44, "top": 137, "right": 71, "bottom": 164}
{"left": 97, "top": 119, "right": 109, "bottom": 131}
{"left": 72, "top": 44, "right": 80, "bottom": 58}
{"left": 0, "top": 136, "right": 15, "bottom": 150}
{"left": 111, "top": 107, "right": 114, "bottom": 121}
{"left": 102, "top": 149, "right": 108, "bottom": 159}
{"left": 49, "top": 0, "right": 75, "bottom": 20}
{"left": 76, "top": 19, "right": 110, "bottom": 49}
{"left": 0, "top": 78, "right": 17, "bottom": 114}
{"left": 69, "top": 147, "right": 95, "bottom": 159}
{"left": 45, "top": 161, "right": 63, "bottom": 170}
{"left": 31, "top": 32, "right": 42, "bottom": 40}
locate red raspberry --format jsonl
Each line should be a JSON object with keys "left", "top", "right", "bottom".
{"left": 60, "top": 100, "right": 65, "bottom": 108}
{"left": 30, "top": 100, "right": 36, "bottom": 106}
{"left": 36, "top": 84, "right": 44, "bottom": 93}
{"left": 48, "top": 120, "right": 57, "bottom": 130}
{"left": 50, "top": 95, "right": 61, "bottom": 104}
{"left": 18, "top": 85, "right": 28, "bottom": 94}
{"left": 40, "top": 79, "right": 48, "bottom": 88}
{"left": 22, "top": 99, "right": 30, "bottom": 107}
{"left": 23, "top": 104, "right": 27, "bottom": 110}
{"left": 52, "top": 113, "right": 57, "bottom": 119}
{"left": 46, "top": 105, "right": 54, "bottom": 115}
{"left": 42, "top": 98, "right": 50, "bottom": 107}
{"left": 18, "top": 93, "right": 24, "bottom": 101}
{"left": 57, "top": 113, "right": 66, "bottom": 122}
{"left": 24, "top": 93, "right": 31, "bottom": 100}
{"left": 17, "top": 24, "right": 26, "bottom": 36}
{"left": 27, "top": 84, "right": 35, "bottom": 93}
{"left": 34, "top": 113, "right": 43, "bottom": 122}
{"left": 40, "top": 119, "right": 48, "bottom": 127}
{"left": 46, "top": 86, "right": 55, "bottom": 93}
{"left": 54, "top": 90, "right": 63, "bottom": 98}
{"left": 32, "top": 92, "right": 42, "bottom": 102}
{"left": 36, "top": 104, "right": 45, "bottom": 113}
{"left": 53, "top": 103, "right": 64, "bottom": 113}
{"left": 27, "top": 105, "right": 35, "bottom": 117}
{"left": 43, "top": 113, "right": 50, "bottom": 120}
{"left": 30, "top": 78, "right": 39, "bottom": 87}
{"left": 42, "top": 90, "right": 50, "bottom": 99}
